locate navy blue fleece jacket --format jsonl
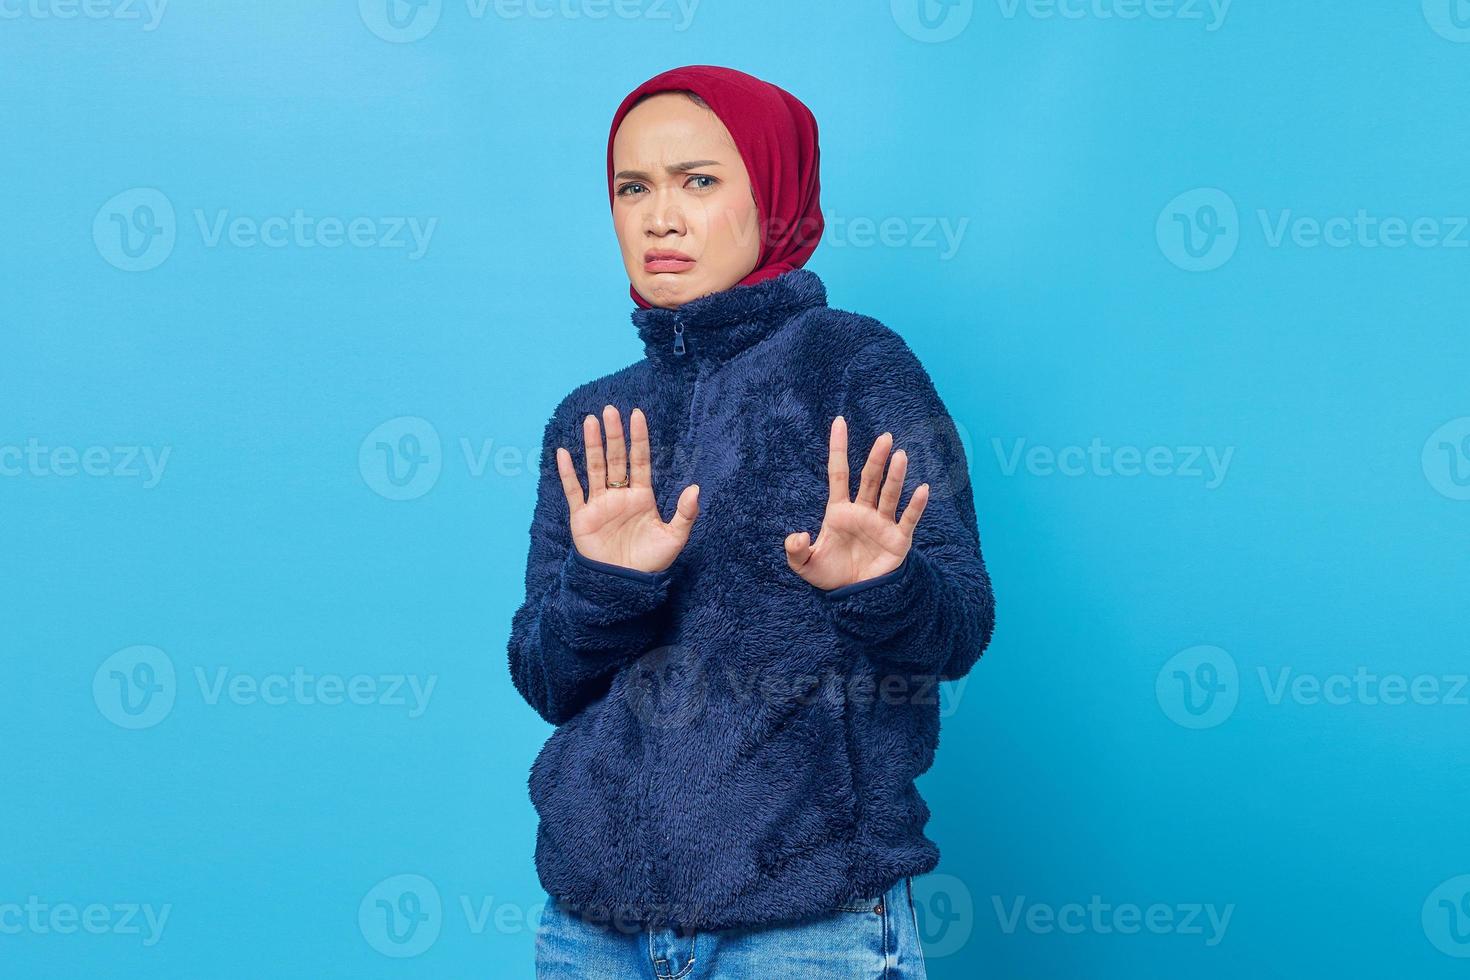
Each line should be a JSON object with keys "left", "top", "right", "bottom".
{"left": 508, "top": 267, "right": 996, "bottom": 932}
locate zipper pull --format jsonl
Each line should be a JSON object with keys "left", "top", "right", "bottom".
{"left": 673, "top": 321, "right": 686, "bottom": 355}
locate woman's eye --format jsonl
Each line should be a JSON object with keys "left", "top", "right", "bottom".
{"left": 616, "top": 176, "right": 715, "bottom": 196}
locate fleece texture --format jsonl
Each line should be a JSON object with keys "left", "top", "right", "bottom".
{"left": 507, "top": 267, "right": 996, "bottom": 932}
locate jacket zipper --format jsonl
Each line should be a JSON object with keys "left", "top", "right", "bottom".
{"left": 661, "top": 315, "right": 704, "bottom": 507}
{"left": 644, "top": 315, "right": 701, "bottom": 926}
{"left": 675, "top": 317, "right": 701, "bottom": 433}
{"left": 687, "top": 372, "right": 702, "bottom": 432}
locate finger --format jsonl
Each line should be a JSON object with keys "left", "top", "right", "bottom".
{"left": 897, "top": 482, "right": 930, "bottom": 538}
{"left": 878, "top": 448, "right": 907, "bottom": 519}
{"left": 666, "top": 483, "right": 700, "bottom": 543}
{"left": 583, "top": 412, "right": 606, "bottom": 498}
{"left": 827, "top": 415, "right": 850, "bottom": 504}
{"left": 629, "top": 407, "right": 652, "bottom": 489}
{"left": 784, "top": 530, "right": 812, "bottom": 570}
{"left": 555, "top": 446, "right": 585, "bottom": 516}
{"left": 603, "top": 404, "right": 628, "bottom": 488}
{"left": 856, "top": 431, "right": 893, "bottom": 508}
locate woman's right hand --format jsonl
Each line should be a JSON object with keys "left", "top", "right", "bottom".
{"left": 556, "top": 404, "right": 700, "bottom": 574}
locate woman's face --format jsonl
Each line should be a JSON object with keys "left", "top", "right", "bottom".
{"left": 611, "top": 93, "right": 762, "bottom": 308}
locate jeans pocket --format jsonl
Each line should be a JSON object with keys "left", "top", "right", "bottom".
{"left": 833, "top": 888, "right": 886, "bottom": 914}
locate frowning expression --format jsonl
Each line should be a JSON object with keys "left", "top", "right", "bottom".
{"left": 611, "top": 91, "right": 762, "bottom": 308}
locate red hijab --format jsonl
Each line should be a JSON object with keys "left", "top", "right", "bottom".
{"left": 606, "top": 65, "right": 824, "bottom": 310}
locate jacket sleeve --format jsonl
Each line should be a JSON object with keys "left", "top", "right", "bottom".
{"left": 507, "top": 395, "right": 675, "bottom": 725}
{"left": 816, "top": 333, "right": 996, "bottom": 681}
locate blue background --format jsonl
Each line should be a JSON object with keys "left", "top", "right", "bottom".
{"left": 3, "top": 1, "right": 1467, "bottom": 976}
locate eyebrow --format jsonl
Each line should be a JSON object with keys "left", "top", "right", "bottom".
{"left": 613, "top": 160, "right": 724, "bottom": 181}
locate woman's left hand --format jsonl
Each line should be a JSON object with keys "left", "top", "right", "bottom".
{"left": 785, "top": 415, "right": 930, "bottom": 591}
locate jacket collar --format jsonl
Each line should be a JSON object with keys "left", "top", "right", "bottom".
{"left": 631, "top": 268, "right": 827, "bottom": 368}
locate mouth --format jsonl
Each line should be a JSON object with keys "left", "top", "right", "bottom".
{"left": 644, "top": 250, "right": 696, "bottom": 274}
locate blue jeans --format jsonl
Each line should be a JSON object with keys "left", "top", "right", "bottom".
{"left": 535, "top": 875, "right": 928, "bottom": 978}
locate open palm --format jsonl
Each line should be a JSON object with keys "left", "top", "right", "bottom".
{"left": 556, "top": 404, "right": 699, "bottom": 574}
{"left": 785, "top": 415, "right": 930, "bottom": 591}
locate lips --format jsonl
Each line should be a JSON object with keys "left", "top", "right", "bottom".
{"left": 645, "top": 250, "right": 696, "bottom": 273}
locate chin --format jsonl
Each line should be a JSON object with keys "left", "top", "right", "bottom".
{"left": 636, "top": 272, "right": 704, "bottom": 308}
{"left": 635, "top": 267, "right": 748, "bottom": 308}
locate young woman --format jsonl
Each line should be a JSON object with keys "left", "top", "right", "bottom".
{"left": 509, "top": 64, "right": 996, "bottom": 979}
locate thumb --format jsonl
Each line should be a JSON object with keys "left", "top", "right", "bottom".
{"left": 784, "top": 530, "right": 812, "bottom": 571}
{"left": 666, "top": 484, "right": 700, "bottom": 542}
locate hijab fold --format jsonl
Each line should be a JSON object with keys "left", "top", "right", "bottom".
{"left": 606, "top": 65, "right": 824, "bottom": 310}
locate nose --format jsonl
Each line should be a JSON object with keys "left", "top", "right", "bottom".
{"left": 643, "top": 190, "right": 687, "bottom": 237}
